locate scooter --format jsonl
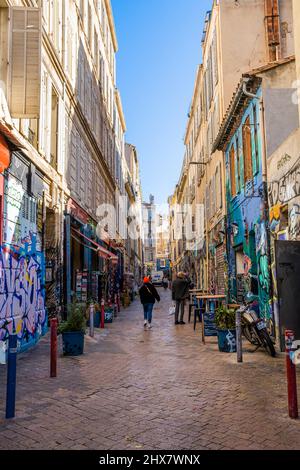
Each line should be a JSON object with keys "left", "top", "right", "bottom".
{"left": 231, "top": 293, "right": 276, "bottom": 357}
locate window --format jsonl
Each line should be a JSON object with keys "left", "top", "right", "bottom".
{"left": 9, "top": 7, "right": 41, "bottom": 118}
{"left": 235, "top": 135, "right": 241, "bottom": 192}
{"left": 94, "top": 30, "right": 99, "bottom": 74}
{"left": 88, "top": 3, "right": 92, "bottom": 50}
{"left": 50, "top": 87, "right": 59, "bottom": 170}
{"left": 229, "top": 144, "right": 236, "bottom": 197}
{"left": 253, "top": 105, "right": 259, "bottom": 173}
{"left": 242, "top": 116, "right": 253, "bottom": 183}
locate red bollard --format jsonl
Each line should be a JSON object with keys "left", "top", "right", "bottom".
{"left": 50, "top": 318, "right": 58, "bottom": 378}
{"left": 100, "top": 299, "right": 105, "bottom": 329}
{"left": 285, "top": 330, "right": 298, "bottom": 419}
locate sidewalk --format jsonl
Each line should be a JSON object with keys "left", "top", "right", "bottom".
{"left": 0, "top": 289, "right": 299, "bottom": 450}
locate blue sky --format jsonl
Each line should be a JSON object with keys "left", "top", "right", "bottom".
{"left": 111, "top": 0, "right": 213, "bottom": 205}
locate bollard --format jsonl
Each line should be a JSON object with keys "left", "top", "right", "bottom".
{"left": 89, "top": 303, "right": 95, "bottom": 338}
{"left": 117, "top": 292, "right": 121, "bottom": 313}
{"left": 100, "top": 299, "right": 105, "bottom": 329}
{"left": 50, "top": 318, "right": 58, "bottom": 378}
{"left": 236, "top": 308, "right": 243, "bottom": 363}
{"left": 6, "top": 334, "right": 17, "bottom": 419}
{"left": 285, "top": 330, "right": 298, "bottom": 419}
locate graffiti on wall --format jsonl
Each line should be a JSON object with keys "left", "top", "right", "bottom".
{"left": 268, "top": 156, "right": 300, "bottom": 207}
{"left": 0, "top": 232, "right": 46, "bottom": 348}
{"left": 289, "top": 204, "right": 300, "bottom": 240}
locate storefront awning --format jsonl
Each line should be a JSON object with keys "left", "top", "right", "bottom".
{"left": 71, "top": 228, "right": 119, "bottom": 262}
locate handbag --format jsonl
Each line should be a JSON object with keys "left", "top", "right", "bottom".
{"left": 169, "top": 304, "right": 176, "bottom": 315}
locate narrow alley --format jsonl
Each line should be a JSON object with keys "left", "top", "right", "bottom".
{"left": 0, "top": 289, "right": 299, "bottom": 451}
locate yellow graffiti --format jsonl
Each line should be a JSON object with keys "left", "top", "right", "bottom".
{"left": 269, "top": 203, "right": 281, "bottom": 222}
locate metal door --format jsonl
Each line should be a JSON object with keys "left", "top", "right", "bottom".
{"left": 276, "top": 240, "right": 300, "bottom": 351}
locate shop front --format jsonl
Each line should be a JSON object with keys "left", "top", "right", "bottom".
{"left": 64, "top": 198, "right": 119, "bottom": 317}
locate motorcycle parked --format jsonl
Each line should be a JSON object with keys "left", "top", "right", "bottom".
{"left": 231, "top": 294, "right": 276, "bottom": 357}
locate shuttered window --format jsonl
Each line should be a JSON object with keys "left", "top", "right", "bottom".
{"left": 242, "top": 116, "right": 253, "bottom": 183}
{"left": 9, "top": 7, "right": 41, "bottom": 118}
{"left": 230, "top": 144, "right": 236, "bottom": 197}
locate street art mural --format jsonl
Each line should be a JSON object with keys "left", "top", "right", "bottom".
{"left": 268, "top": 156, "right": 300, "bottom": 208}
{"left": 225, "top": 94, "right": 273, "bottom": 325}
{"left": 0, "top": 173, "right": 47, "bottom": 353}
{"left": 0, "top": 232, "right": 46, "bottom": 351}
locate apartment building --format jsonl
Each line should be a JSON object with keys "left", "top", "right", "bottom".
{"left": 124, "top": 143, "right": 143, "bottom": 286}
{"left": 171, "top": 0, "right": 294, "bottom": 294}
{"left": 0, "top": 0, "right": 129, "bottom": 352}
{"left": 142, "top": 195, "right": 156, "bottom": 275}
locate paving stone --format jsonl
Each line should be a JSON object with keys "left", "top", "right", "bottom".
{"left": 0, "top": 289, "right": 299, "bottom": 450}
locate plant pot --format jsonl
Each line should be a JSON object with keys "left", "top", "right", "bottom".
{"left": 62, "top": 331, "right": 84, "bottom": 356}
{"left": 217, "top": 328, "right": 237, "bottom": 353}
{"left": 87, "top": 311, "right": 101, "bottom": 328}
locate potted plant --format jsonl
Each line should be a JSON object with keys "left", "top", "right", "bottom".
{"left": 215, "top": 305, "right": 237, "bottom": 353}
{"left": 58, "top": 302, "right": 86, "bottom": 356}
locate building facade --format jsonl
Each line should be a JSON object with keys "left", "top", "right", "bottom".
{"left": 170, "top": 0, "right": 295, "bottom": 297}
{"left": 142, "top": 195, "right": 156, "bottom": 275}
{"left": 0, "top": 0, "right": 133, "bottom": 354}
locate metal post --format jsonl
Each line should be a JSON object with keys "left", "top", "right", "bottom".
{"left": 285, "top": 330, "right": 298, "bottom": 419}
{"left": 100, "top": 299, "right": 105, "bottom": 329}
{"left": 50, "top": 318, "right": 58, "bottom": 378}
{"left": 236, "top": 308, "right": 243, "bottom": 363}
{"left": 6, "top": 334, "right": 17, "bottom": 419}
{"left": 89, "top": 303, "right": 94, "bottom": 338}
{"left": 117, "top": 292, "right": 121, "bottom": 313}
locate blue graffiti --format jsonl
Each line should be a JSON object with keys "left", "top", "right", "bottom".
{"left": 0, "top": 232, "right": 46, "bottom": 349}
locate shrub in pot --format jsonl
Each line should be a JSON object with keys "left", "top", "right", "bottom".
{"left": 58, "top": 302, "right": 86, "bottom": 356}
{"left": 215, "top": 305, "right": 237, "bottom": 353}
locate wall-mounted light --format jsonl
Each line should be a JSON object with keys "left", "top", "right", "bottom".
{"left": 231, "top": 222, "right": 239, "bottom": 237}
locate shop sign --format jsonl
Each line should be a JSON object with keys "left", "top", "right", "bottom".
{"left": 67, "top": 198, "right": 89, "bottom": 225}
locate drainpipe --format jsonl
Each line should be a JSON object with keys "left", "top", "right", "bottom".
{"left": 242, "top": 78, "right": 260, "bottom": 101}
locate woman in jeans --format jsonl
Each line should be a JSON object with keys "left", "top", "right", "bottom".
{"left": 139, "top": 277, "right": 160, "bottom": 330}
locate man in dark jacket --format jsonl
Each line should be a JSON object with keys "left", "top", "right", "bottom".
{"left": 172, "top": 272, "right": 190, "bottom": 325}
{"left": 139, "top": 277, "right": 160, "bottom": 330}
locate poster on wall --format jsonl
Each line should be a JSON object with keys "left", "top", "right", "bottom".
{"left": 75, "top": 271, "right": 88, "bottom": 302}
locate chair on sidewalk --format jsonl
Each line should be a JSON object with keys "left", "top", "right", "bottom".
{"left": 188, "top": 297, "right": 202, "bottom": 330}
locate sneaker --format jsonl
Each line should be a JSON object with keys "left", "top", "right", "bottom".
{"left": 144, "top": 321, "right": 148, "bottom": 330}
{"left": 175, "top": 321, "right": 180, "bottom": 325}
{"left": 147, "top": 323, "right": 153, "bottom": 329}
{"left": 180, "top": 321, "right": 186, "bottom": 325}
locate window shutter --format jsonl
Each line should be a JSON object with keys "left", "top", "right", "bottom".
{"left": 9, "top": 7, "right": 41, "bottom": 118}
{"left": 57, "top": 99, "right": 65, "bottom": 176}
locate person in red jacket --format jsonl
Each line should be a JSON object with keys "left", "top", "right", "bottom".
{"left": 139, "top": 277, "right": 160, "bottom": 330}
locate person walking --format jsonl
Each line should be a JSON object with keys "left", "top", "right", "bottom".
{"left": 139, "top": 277, "right": 160, "bottom": 330}
{"left": 172, "top": 272, "right": 190, "bottom": 325}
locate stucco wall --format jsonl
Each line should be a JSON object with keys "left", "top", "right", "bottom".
{"left": 264, "top": 88, "right": 299, "bottom": 157}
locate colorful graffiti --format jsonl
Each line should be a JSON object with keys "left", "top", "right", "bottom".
{"left": 289, "top": 203, "right": 300, "bottom": 240}
{"left": 225, "top": 93, "right": 273, "bottom": 323}
{"left": 268, "top": 156, "right": 300, "bottom": 207}
{"left": 0, "top": 232, "right": 46, "bottom": 350}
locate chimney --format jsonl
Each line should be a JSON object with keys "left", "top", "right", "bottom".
{"left": 265, "top": 0, "right": 281, "bottom": 62}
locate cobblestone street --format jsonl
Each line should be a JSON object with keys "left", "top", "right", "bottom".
{"left": 0, "top": 289, "right": 300, "bottom": 451}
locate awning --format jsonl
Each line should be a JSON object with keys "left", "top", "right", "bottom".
{"left": 71, "top": 228, "right": 119, "bottom": 262}
{"left": 0, "top": 133, "right": 10, "bottom": 172}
